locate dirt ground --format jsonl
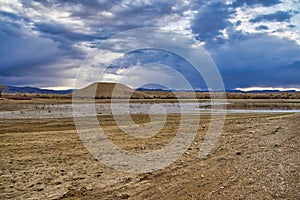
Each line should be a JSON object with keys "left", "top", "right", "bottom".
{"left": 0, "top": 100, "right": 299, "bottom": 199}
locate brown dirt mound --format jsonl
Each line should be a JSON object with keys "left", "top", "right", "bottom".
{"left": 73, "top": 82, "right": 151, "bottom": 99}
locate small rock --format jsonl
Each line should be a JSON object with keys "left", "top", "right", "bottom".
{"left": 236, "top": 151, "right": 242, "bottom": 156}
{"left": 55, "top": 181, "right": 62, "bottom": 185}
{"left": 86, "top": 185, "right": 93, "bottom": 191}
{"left": 120, "top": 193, "right": 130, "bottom": 199}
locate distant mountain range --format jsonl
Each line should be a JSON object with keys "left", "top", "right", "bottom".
{"left": 136, "top": 88, "right": 298, "bottom": 93}
{"left": 2, "top": 85, "right": 298, "bottom": 95}
{"left": 3, "top": 86, "right": 74, "bottom": 95}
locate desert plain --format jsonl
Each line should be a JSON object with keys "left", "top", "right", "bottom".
{"left": 0, "top": 96, "right": 299, "bottom": 199}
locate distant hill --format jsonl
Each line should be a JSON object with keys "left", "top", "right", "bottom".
{"left": 136, "top": 87, "right": 172, "bottom": 92}
{"left": 3, "top": 86, "right": 74, "bottom": 94}
{"left": 73, "top": 82, "right": 151, "bottom": 99}
{"left": 136, "top": 83, "right": 172, "bottom": 92}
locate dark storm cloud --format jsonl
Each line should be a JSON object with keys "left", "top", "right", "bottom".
{"left": 207, "top": 33, "right": 300, "bottom": 89}
{"left": 108, "top": 49, "right": 206, "bottom": 89}
{"left": 249, "top": 11, "right": 292, "bottom": 23}
{"left": 235, "top": 20, "right": 242, "bottom": 26}
{"left": 0, "top": 0, "right": 192, "bottom": 88}
{"left": 29, "top": 0, "right": 118, "bottom": 13}
{"left": 232, "top": 0, "right": 282, "bottom": 7}
{"left": 187, "top": 0, "right": 300, "bottom": 89}
{"left": 0, "top": 10, "right": 29, "bottom": 22}
{"left": 28, "top": 0, "right": 177, "bottom": 35}
{"left": 255, "top": 25, "right": 269, "bottom": 30}
{"left": 0, "top": 23, "right": 61, "bottom": 70}
{"left": 287, "top": 24, "right": 296, "bottom": 28}
{"left": 0, "top": 29, "right": 73, "bottom": 88}
{"left": 191, "top": 1, "right": 234, "bottom": 41}
{"left": 32, "top": 21, "right": 108, "bottom": 52}
{"left": 0, "top": 11, "right": 79, "bottom": 87}
{"left": 104, "top": 32, "right": 300, "bottom": 89}
{"left": 221, "top": 61, "right": 300, "bottom": 88}
{"left": 0, "top": 0, "right": 299, "bottom": 89}
{"left": 34, "top": 22, "right": 91, "bottom": 41}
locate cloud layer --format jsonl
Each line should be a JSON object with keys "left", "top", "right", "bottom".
{"left": 0, "top": 0, "right": 299, "bottom": 90}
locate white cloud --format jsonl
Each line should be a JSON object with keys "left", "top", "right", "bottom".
{"left": 236, "top": 87, "right": 300, "bottom": 92}
{"left": 0, "top": 0, "right": 23, "bottom": 13}
{"left": 229, "top": 0, "right": 300, "bottom": 44}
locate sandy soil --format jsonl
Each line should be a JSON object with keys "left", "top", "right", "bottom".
{"left": 0, "top": 100, "right": 299, "bottom": 199}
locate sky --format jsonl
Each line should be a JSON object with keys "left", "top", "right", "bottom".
{"left": 0, "top": 0, "right": 300, "bottom": 90}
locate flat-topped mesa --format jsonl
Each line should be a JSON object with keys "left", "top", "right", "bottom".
{"left": 73, "top": 82, "right": 151, "bottom": 99}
